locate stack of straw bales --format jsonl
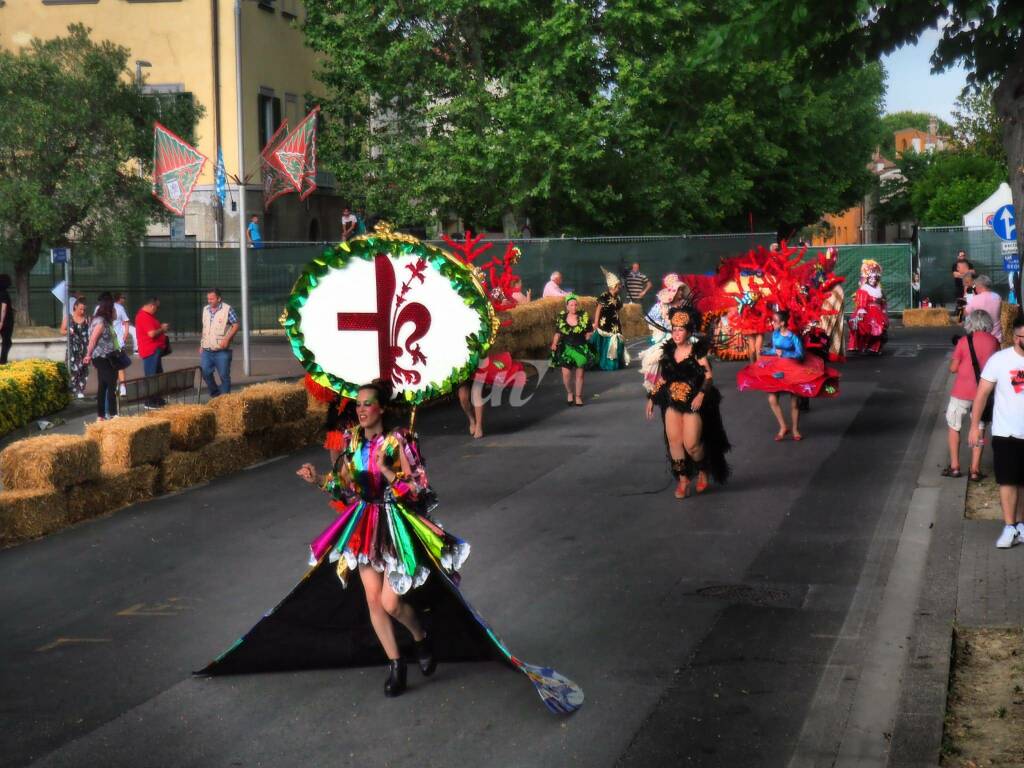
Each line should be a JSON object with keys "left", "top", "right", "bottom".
{"left": 0, "top": 435, "right": 98, "bottom": 542}
{"left": 0, "top": 380, "right": 325, "bottom": 545}
{"left": 491, "top": 296, "right": 648, "bottom": 359}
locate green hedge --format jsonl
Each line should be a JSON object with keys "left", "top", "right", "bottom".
{"left": 0, "top": 360, "right": 70, "bottom": 437}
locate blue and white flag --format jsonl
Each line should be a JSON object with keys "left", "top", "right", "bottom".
{"left": 215, "top": 147, "right": 227, "bottom": 206}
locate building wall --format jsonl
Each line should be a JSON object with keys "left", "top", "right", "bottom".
{"left": 0, "top": 0, "right": 339, "bottom": 242}
{"left": 813, "top": 205, "right": 864, "bottom": 246}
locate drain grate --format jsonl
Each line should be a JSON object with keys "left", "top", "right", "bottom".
{"left": 696, "top": 584, "right": 789, "bottom": 606}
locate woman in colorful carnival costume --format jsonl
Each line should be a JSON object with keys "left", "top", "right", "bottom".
{"left": 848, "top": 259, "right": 889, "bottom": 355}
{"left": 645, "top": 307, "right": 731, "bottom": 498}
{"left": 589, "top": 267, "right": 631, "bottom": 371}
{"left": 198, "top": 378, "right": 583, "bottom": 714}
{"left": 551, "top": 294, "right": 597, "bottom": 405}
{"left": 736, "top": 309, "right": 840, "bottom": 441}
{"left": 640, "top": 276, "right": 694, "bottom": 390}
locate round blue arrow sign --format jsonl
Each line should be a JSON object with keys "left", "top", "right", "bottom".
{"left": 992, "top": 204, "right": 1016, "bottom": 241}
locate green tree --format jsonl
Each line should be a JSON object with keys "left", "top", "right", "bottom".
{"left": 702, "top": 0, "right": 1024, "bottom": 283}
{"left": 950, "top": 85, "right": 1005, "bottom": 164}
{"left": 876, "top": 110, "right": 952, "bottom": 158}
{"left": 0, "top": 24, "right": 203, "bottom": 324}
{"left": 912, "top": 152, "right": 1005, "bottom": 226}
{"left": 305, "top": 0, "right": 884, "bottom": 236}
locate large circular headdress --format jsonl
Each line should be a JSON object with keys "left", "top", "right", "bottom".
{"left": 282, "top": 225, "right": 498, "bottom": 405}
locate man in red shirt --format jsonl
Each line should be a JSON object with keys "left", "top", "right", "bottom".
{"left": 135, "top": 297, "right": 169, "bottom": 406}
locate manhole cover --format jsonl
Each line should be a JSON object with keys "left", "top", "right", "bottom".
{"left": 696, "top": 584, "right": 789, "bottom": 606}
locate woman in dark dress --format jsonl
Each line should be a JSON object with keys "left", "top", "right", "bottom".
{"left": 645, "top": 308, "right": 731, "bottom": 498}
{"left": 60, "top": 299, "right": 91, "bottom": 397}
{"left": 590, "top": 268, "right": 630, "bottom": 371}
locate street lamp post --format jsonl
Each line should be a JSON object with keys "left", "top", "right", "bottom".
{"left": 234, "top": 0, "right": 251, "bottom": 376}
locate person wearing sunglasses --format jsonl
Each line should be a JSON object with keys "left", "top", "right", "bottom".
{"left": 296, "top": 380, "right": 469, "bottom": 697}
{"left": 644, "top": 307, "right": 731, "bottom": 498}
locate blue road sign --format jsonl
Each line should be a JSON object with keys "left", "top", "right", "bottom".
{"left": 1005, "top": 254, "right": 1021, "bottom": 272}
{"left": 992, "top": 204, "right": 1017, "bottom": 241}
{"left": 49, "top": 247, "right": 70, "bottom": 264}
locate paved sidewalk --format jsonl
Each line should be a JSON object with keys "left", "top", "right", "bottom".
{"left": 958, "top": 475, "right": 1024, "bottom": 628}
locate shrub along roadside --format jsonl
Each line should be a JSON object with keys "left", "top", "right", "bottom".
{"left": 0, "top": 360, "right": 69, "bottom": 438}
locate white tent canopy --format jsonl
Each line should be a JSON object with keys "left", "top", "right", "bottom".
{"left": 963, "top": 182, "right": 1012, "bottom": 228}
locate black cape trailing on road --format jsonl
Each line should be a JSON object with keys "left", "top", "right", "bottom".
{"left": 196, "top": 555, "right": 584, "bottom": 715}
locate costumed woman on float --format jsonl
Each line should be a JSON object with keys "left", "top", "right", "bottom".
{"left": 590, "top": 267, "right": 630, "bottom": 371}
{"left": 197, "top": 226, "right": 582, "bottom": 715}
{"left": 848, "top": 259, "right": 889, "bottom": 355}
{"left": 551, "top": 293, "right": 597, "bottom": 405}
{"left": 737, "top": 309, "right": 840, "bottom": 441}
{"left": 644, "top": 307, "right": 731, "bottom": 498}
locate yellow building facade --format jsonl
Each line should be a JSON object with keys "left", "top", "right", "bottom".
{"left": 0, "top": 0, "right": 344, "bottom": 243}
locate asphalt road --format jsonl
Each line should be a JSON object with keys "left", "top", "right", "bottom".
{"left": 1, "top": 327, "right": 954, "bottom": 768}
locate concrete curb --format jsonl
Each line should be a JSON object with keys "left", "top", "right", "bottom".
{"left": 888, "top": 384, "right": 967, "bottom": 766}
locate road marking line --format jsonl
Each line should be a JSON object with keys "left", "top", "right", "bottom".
{"left": 117, "top": 597, "right": 191, "bottom": 617}
{"left": 35, "top": 637, "right": 111, "bottom": 652}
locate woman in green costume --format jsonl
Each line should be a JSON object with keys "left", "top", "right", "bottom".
{"left": 550, "top": 294, "right": 597, "bottom": 405}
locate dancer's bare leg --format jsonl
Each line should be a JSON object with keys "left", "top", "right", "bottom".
{"left": 790, "top": 396, "right": 801, "bottom": 439}
{"left": 457, "top": 383, "right": 475, "bottom": 435}
{"left": 767, "top": 393, "right": 787, "bottom": 437}
{"left": 574, "top": 368, "right": 584, "bottom": 404}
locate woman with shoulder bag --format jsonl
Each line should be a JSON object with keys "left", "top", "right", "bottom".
{"left": 944, "top": 310, "right": 1000, "bottom": 481}
{"left": 83, "top": 297, "right": 127, "bottom": 421}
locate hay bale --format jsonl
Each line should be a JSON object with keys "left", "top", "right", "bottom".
{"left": 621, "top": 302, "right": 647, "bottom": 339}
{"left": 0, "top": 435, "right": 100, "bottom": 491}
{"left": 210, "top": 392, "right": 274, "bottom": 435}
{"left": 260, "top": 414, "right": 324, "bottom": 458}
{"left": 902, "top": 307, "right": 952, "bottom": 327}
{"left": 242, "top": 381, "right": 307, "bottom": 422}
{"left": 85, "top": 416, "right": 171, "bottom": 470}
{"left": 204, "top": 434, "right": 264, "bottom": 480}
{"left": 159, "top": 450, "right": 208, "bottom": 493}
{"left": 0, "top": 489, "right": 67, "bottom": 544}
{"left": 67, "top": 465, "right": 159, "bottom": 523}
{"left": 141, "top": 404, "right": 216, "bottom": 451}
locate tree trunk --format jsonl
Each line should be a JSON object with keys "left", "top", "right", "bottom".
{"left": 994, "top": 43, "right": 1024, "bottom": 309}
{"left": 14, "top": 238, "right": 41, "bottom": 327}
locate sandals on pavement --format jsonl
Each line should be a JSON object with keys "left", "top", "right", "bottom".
{"left": 969, "top": 471, "right": 986, "bottom": 482}
{"left": 941, "top": 466, "right": 963, "bottom": 478}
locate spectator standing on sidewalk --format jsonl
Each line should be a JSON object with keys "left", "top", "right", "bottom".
{"left": 135, "top": 297, "right": 169, "bottom": 407}
{"left": 944, "top": 310, "right": 1000, "bottom": 481}
{"left": 83, "top": 297, "right": 120, "bottom": 421}
{"left": 969, "top": 316, "right": 1024, "bottom": 549}
{"left": 0, "top": 274, "right": 13, "bottom": 364}
{"left": 113, "top": 293, "right": 132, "bottom": 395}
{"left": 60, "top": 299, "right": 90, "bottom": 398}
{"left": 964, "top": 274, "right": 1003, "bottom": 342}
{"left": 246, "top": 215, "right": 263, "bottom": 249}
{"left": 624, "top": 262, "right": 652, "bottom": 304}
{"left": 200, "top": 288, "right": 239, "bottom": 398}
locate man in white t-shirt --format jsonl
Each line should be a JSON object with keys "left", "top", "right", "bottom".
{"left": 970, "top": 316, "right": 1024, "bottom": 548}
{"left": 341, "top": 207, "right": 358, "bottom": 241}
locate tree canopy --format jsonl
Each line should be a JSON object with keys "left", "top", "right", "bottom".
{"left": 0, "top": 24, "right": 203, "bottom": 322}
{"left": 304, "top": 0, "right": 884, "bottom": 236}
{"left": 876, "top": 110, "right": 952, "bottom": 159}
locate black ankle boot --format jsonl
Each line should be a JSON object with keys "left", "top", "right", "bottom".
{"left": 414, "top": 634, "right": 436, "bottom": 677}
{"left": 384, "top": 658, "right": 407, "bottom": 697}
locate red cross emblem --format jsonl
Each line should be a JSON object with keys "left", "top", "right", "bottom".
{"left": 336, "top": 254, "right": 432, "bottom": 385}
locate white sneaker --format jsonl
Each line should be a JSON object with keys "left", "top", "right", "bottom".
{"left": 1016, "top": 523, "right": 1024, "bottom": 543}
{"left": 996, "top": 525, "right": 1019, "bottom": 549}
{"left": 118, "top": 384, "right": 127, "bottom": 396}
{"left": 75, "top": 392, "right": 84, "bottom": 399}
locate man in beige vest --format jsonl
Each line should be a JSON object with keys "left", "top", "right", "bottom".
{"left": 200, "top": 288, "right": 240, "bottom": 397}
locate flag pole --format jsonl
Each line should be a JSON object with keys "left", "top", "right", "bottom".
{"left": 234, "top": 0, "right": 251, "bottom": 376}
